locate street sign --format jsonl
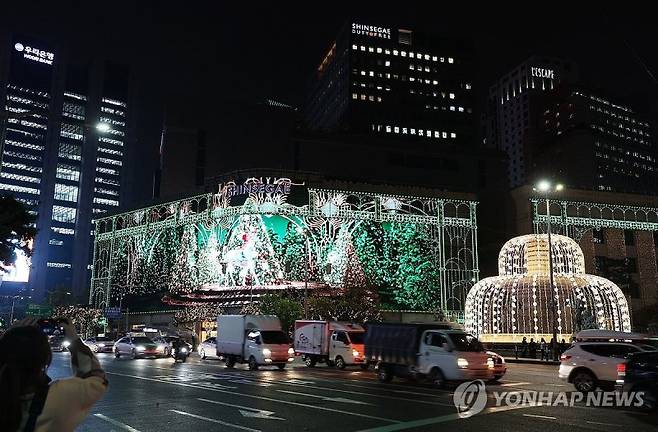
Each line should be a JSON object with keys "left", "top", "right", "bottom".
{"left": 25, "top": 304, "right": 52, "bottom": 317}
{"left": 104, "top": 307, "right": 121, "bottom": 319}
{"left": 97, "top": 317, "right": 108, "bottom": 327}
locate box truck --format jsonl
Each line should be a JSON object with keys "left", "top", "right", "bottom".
{"left": 365, "top": 322, "right": 494, "bottom": 387}
{"left": 294, "top": 320, "right": 367, "bottom": 369}
{"left": 216, "top": 315, "right": 294, "bottom": 370}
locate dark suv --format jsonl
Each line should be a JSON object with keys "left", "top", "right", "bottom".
{"left": 617, "top": 351, "right": 658, "bottom": 411}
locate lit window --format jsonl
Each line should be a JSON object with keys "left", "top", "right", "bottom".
{"left": 52, "top": 205, "right": 76, "bottom": 223}
{"left": 0, "top": 183, "right": 39, "bottom": 195}
{"left": 60, "top": 123, "right": 84, "bottom": 140}
{"left": 360, "top": 94, "right": 366, "bottom": 100}
{"left": 385, "top": 60, "right": 390, "bottom": 67}
{"left": 369, "top": 71, "right": 374, "bottom": 77}
{"left": 434, "top": 131, "right": 440, "bottom": 138}
{"left": 51, "top": 227, "right": 74, "bottom": 235}
{"left": 465, "top": 83, "right": 472, "bottom": 90}
{"left": 58, "top": 142, "right": 82, "bottom": 161}
{"left": 394, "top": 126, "right": 400, "bottom": 133}
{"left": 432, "top": 80, "right": 438, "bottom": 85}
{"left": 409, "top": 52, "right": 414, "bottom": 58}
{"left": 368, "top": 46, "right": 374, "bottom": 52}
{"left": 49, "top": 239, "right": 64, "bottom": 246}
{"left": 448, "top": 57, "right": 454, "bottom": 63}
{"left": 393, "top": 50, "right": 398, "bottom": 56}
{"left": 385, "top": 49, "right": 390, "bottom": 55}
{"left": 97, "top": 157, "right": 122, "bottom": 166}
{"left": 402, "top": 128, "right": 408, "bottom": 134}
{"left": 96, "top": 166, "right": 119, "bottom": 176}
{"left": 450, "top": 106, "right": 455, "bottom": 111}
{"left": 368, "top": 95, "right": 374, "bottom": 101}
{"left": 458, "top": 107, "right": 464, "bottom": 112}
{"left": 376, "top": 47, "right": 382, "bottom": 53}
{"left": 410, "top": 128, "right": 416, "bottom": 135}
{"left": 93, "top": 197, "right": 119, "bottom": 206}
{"left": 432, "top": 56, "right": 437, "bottom": 61}
{"left": 401, "top": 51, "right": 407, "bottom": 57}
{"left": 56, "top": 164, "right": 80, "bottom": 182}
{"left": 451, "top": 132, "right": 457, "bottom": 138}
{"left": 352, "top": 93, "right": 357, "bottom": 99}
{"left": 442, "top": 132, "right": 447, "bottom": 138}
{"left": 352, "top": 44, "right": 357, "bottom": 50}
{"left": 47, "top": 262, "right": 71, "bottom": 269}
{"left": 99, "top": 136, "right": 124, "bottom": 147}
{"left": 360, "top": 45, "right": 365, "bottom": 51}
{"left": 0, "top": 172, "right": 40, "bottom": 183}
{"left": 54, "top": 183, "right": 78, "bottom": 202}
{"left": 449, "top": 93, "right": 455, "bottom": 99}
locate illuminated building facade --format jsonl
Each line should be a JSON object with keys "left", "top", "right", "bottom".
{"left": 485, "top": 56, "right": 578, "bottom": 188}
{"left": 0, "top": 34, "right": 133, "bottom": 300}
{"left": 90, "top": 174, "right": 479, "bottom": 317}
{"left": 541, "top": 90, "right": 657, "bottom": 195}
{"left": 304, "top": 21, "right": 476, "bottom": 146}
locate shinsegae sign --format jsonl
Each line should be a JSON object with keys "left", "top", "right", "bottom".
{"left": 351, "top": 23, "right": 391, "bottom": 39}
{"left": 226, "top": 182, "right": 291, "bottom": 197}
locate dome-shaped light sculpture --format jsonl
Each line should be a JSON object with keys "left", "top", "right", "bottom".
{"left": 465, "top": 234, "right": 631, "bottom": 343}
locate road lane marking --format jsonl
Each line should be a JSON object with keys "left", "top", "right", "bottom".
{"left": 93, "top": 414, "right": 141, "bottom": 431}
{"left": 586, "top": 421, "right": 622, "bottom": 427}
{"left": 106, "top": 372, "right": 400, "bottom": 424}
{"left": 356, "top": 403, "right": 539, "bottom": 432}
{"left": 276, "top": 389, "right": 375, "bottom": 405}
{"left": 522, "top": 413, "right": 557, "bottom": 420}
{"left": 169, "top": 410, "right": 261, "bottom": 431}
{"left": 199, "top": 395, "right": 400, "bottom": 424}
{"left": 499, "top": 382, "right": 531, "bottom": 387}
{"left": 195, "top": 398, "right": 284, "bottom": 420}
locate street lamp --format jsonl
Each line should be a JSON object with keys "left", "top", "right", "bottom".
{"left": 296, "top": 226, "right": 311, "bottom": 319}
{"left": 95, "top": 122, "right": 112, "bottom": 133}
{"left": 533, "top": 180, "right": 563, "bottom": 361}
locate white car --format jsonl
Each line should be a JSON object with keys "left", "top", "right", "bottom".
{"left": 198, "top": 337, "right": 219, "bottom": 359}
{"left": 84, "top": 336, "right": 115, "bottom": 353}
{"left": 559, "top": 341, "right": 656, "bottom": 392}
{"left": 114, "top": 335, "right": 160, "bottom": 359}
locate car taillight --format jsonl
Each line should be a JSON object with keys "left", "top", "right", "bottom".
{"left": 617, "top": 363, "right": 626, "bottom": 377}
{"left": 560, "top": 354, "right": 571, "bottom": 361}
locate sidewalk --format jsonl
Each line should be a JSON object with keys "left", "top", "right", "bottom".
{"left": 503, "top": 357, "right": 559, "bottom": 366}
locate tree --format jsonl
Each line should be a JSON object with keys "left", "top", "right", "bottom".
{"left": 53, "top": 305, "right": 103, "bottom": 338}
{"left": 258, "top": 293, "right": 303, "bottom": 334}
{"left": 0, "top": 195, "right": 36, "bottom": 271}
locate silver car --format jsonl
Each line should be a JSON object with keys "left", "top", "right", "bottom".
{"left": 198, "top": 337, "right": 219, "bottom": 359}
{"left": 114, "top": 336, "right": 160, "bottom": 359}
{"left": 84, "top": 336, "right": 115, "bottom": 353}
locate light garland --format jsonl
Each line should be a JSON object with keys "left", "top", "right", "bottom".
{"left": 465, "top": 234, "right": 631, "bottom": 342}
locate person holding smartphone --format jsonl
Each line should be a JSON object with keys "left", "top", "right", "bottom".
{"left": 0, "top": 316, "right": 108, "bottom": 432}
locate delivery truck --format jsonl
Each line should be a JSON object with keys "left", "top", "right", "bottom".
{"left": 216, "top": 315, "right": 294, "bottom": 370}
{"left": 294, "top": 320, "right": 367, "bottom": 369}
{"left": 365, "top": 322, "right": 494, "bottom": 387}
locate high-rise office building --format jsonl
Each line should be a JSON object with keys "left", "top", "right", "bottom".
{"left": 304, "top": 21, "right": 476, "bottom": 147}
{"left": 485, "top": 56, "right": 578, "bottom": 188}
{"left": 0, "top": 34, "right": 133, "bottom": 300}
{"left": 540, "top": 89, "right": 657, "bottom": 195}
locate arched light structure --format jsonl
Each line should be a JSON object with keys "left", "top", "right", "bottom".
{"left": 465, "top": 234, "right": 631, "bottom": 342}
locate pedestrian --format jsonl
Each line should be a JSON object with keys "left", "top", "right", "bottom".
{"left": 520, "top": 336, "right": 528, "bottom": 358}
{"left": 0, "top": 317, "right": 108, "bottom": 432}
{"left": 539, "top": 338, "right": 547, "bottom": 361}
{"left": 560, "top": 338, "right": 567, "bottom": 355}
{"left": 548, "top": 337, "right": 555, "bottom": 360}
{"left": 528, "top": 338, "right": 537, "bottom": 359}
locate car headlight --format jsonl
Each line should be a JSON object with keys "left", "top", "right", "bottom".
{"left": 487, "top": 358, "right": 495, "bottom": 369}
{"left": 262, "top": 348, "right": 272, "bottom": 357}
{"left": 353, "top": 350, "right": 360, "bottom": 357}
{"left": 457, "top": 357, "right": 469, "bottom": 369}
{"left": 288, "top": 347, "right": 295, "bottom": 355}
{"left": 62, "top": 340, "right": 71, "bottom": 348}
{"left": 136, "top": 345, "right": 146, "bottom": 351}
{"left": 181, "top": 347, "right": 188, "bottom": 353}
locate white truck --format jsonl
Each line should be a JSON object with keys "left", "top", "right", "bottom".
{"left": 294, "top": 320, "right": 367, "bottom": 369}
{"left": 216, "top": 315, "right": 294, "bottom": 370}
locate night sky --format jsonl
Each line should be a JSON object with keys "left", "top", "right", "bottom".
{"left": 5, "top": 2, "right": 657, "bottom": 206}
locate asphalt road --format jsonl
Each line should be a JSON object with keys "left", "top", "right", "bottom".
{"left": 46, "top": 352, "right": 658, "bottom": 432}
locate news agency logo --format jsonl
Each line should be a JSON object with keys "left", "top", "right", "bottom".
{"left": 453, "top": 380, "right": 487, "bottom": 418}
{"left": 453, "top": 379, "right": 648, "bottom": 417}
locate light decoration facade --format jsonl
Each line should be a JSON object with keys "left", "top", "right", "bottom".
{"left": 465, "top": 234, "right": 631, "bottom": 343}
{"left": 89, "top": 178, "right": 479, "bottom": 312}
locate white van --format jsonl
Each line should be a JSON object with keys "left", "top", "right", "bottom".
{"left": 294, "top": 320, "right": 367, "bottom": 369}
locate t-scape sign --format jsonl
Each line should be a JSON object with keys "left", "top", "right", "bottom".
{"left": 14, "top": 42, "right": 54, "bottom": 65}
{"left": 351, "top": 23, "right": 391, "bottom": 39}
{"left": 531, "top": 67, "right": 554, "bottom": 79}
